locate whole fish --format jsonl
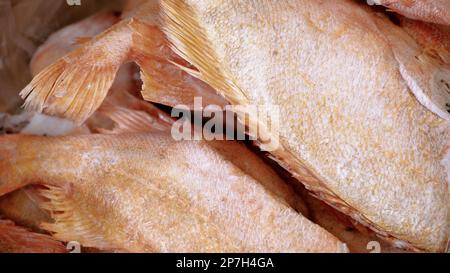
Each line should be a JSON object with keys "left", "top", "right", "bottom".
{"left": 0, "top": 219, "right": 66, "bottom": 253}
{"left": 372, "top": 0, "right": 450, "bottom": 25}
{"left": 157, "top": 0, "right": 449, "bottom": 252}
{"left": 0, "top": 130, "right": 345, "bottom": 252}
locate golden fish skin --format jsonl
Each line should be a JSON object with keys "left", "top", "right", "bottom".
{"left": 0, "top": 219, "right": 66, "bottom": 253}
{"left": 160, "top": 0, "right": 449, "bottom": 252}
{"left": 373, "top": 0, "right": 450, "bottom": 25}
{"left": 0, "top": 133, "right": 345, "bottom": 252}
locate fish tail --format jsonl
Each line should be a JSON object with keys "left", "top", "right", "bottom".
{"left": 20, "top": 21, "right": 134, "bottom": 124}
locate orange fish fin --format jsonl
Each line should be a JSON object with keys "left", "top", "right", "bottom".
{"left": 0, "top": 219, "right": 66, "bottom": 253}
{"left": 130, "top": 19, "right": 228, "bottom": 109}
{"left": 20, "top": 20, "right": 134, "bottom": 124}
{"left": 37, "top": 185, "right": 120, "bottom": 251}
{"left": 96, "top": 104, "right": 172, "bottom": 134}
{"left": 138, "top": 56, "right": 228, "bottom": 109}
{"left": 160, "top": 0, "right": 249, "bottom": 106}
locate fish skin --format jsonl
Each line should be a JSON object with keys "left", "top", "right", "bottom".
{"left": 0, "top": 133, "right": 345, "bottom": 252}
{"left": 272, "top": 160, "right": 411, "bottom": 253}
{"left": 373, "top": 0, "right": 450, "bottom": 26}
{"left": 300, "top": 190, "right": 411, "bottom": 253}
{"left": 0, "top": 219, "right": 66, "bottom": 253}
{"left": 160, "top": 0, "right": 449, "bottom": 252}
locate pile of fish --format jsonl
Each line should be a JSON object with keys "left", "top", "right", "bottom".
{"left": 0, "top": 0, "right": 449, "bottom": 253}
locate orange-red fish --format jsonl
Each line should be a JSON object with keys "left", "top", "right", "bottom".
{"left": 159, "top": 0, "right": 449, "bottom": 252}
{"left": 0, "top": 129, "right": 345, "bottom": 252}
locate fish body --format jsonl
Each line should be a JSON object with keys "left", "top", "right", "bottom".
{"left": 0, "top": 133, "right": 345, "bottom": 252}
{"left": 0, "top": 7, "right": 174, "bottom": 234}
{"left": 160, "top": 0, "right": 449, "bottom": 252}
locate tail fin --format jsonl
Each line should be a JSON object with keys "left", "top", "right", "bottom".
{"left": 30, "top": 10, "right": 120, "bottom": 76}
{"left": 20, "top": 21, "right": 134, "bottom": 124}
